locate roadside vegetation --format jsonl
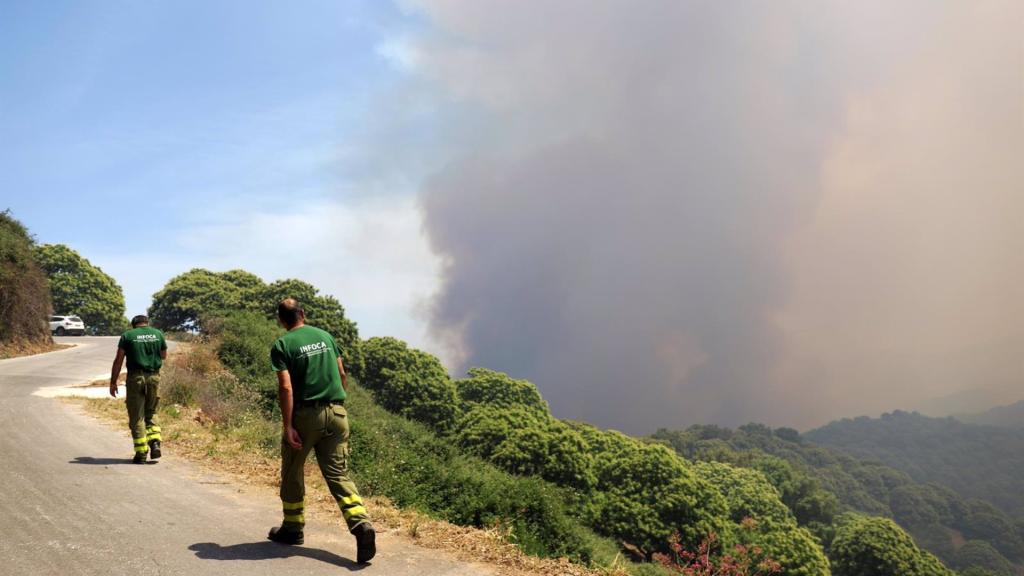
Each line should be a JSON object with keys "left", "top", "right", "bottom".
{"left": 190, "top": 313, "right": 619, "bottom": 566}
{"left": 0, "top": 210, "right": 58, "bottom": 359}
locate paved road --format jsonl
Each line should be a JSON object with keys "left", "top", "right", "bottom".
{"left": 0, "top": 337, "right": 493, "bottom": 576}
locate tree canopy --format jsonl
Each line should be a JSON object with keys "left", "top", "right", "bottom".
{"left": 149, "top": 268, "right": 263, "bottom": 331}
{"left": 455, "top": 367, "right": 549, "bottom": 416}
{"left": 953, "top": 541, "right": 1015, "bottom": 576}
{"left": 806, "top": 411, "right": 1024, "bottom": 521}
{"left": 361, "top": 336, "right": 459, "bottom": 432}
{"left": 829, "top": 515, "right": 953, "bottom": 576}
{"left": 148, "top": 269, "right": 362, "bottom": 373}
{"left": 34, "top": 244, "right": 127, "bottom": 334}
{"left": 651, "top": 422, "right": 1022, "bottom": 572}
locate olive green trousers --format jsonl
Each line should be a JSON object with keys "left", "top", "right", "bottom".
{"left": 280, "top": 403, "right": 369, "bottom": 533}
{"left": 126, "top": 371, "right": 161, "bottom": 454}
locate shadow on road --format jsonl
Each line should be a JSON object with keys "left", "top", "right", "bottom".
{"left": 70, "top": 456, "right": 157, "bottom": 465}
{"left": 189, "top": 541, "right": 366, "bottom": 570}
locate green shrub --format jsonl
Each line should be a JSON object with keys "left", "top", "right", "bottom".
{"left": 455, "top": 367, "right": 549, "bottom": 416}
{"left": 829, "top": 514, "right": 954, "bottom": 576}
{"left": 455, "top": 406, "right": 597, "bottom": 492}
{"left": 212, "top": 311, "right": 283, "bottom": 412}
{"left": 344, "top": 385, "right": 603, "bottom": 561}
{"left": 952, "top": 541, "right": 1014, "bottom": 576}
{"left": 694, "top": 462, "right": 829, "bottom": 575}
{"left": 455, "top": 404, "right": 546, "bottom": 459}
{"left": 361, "top": 336, "right": 459, "bottom": 432}
{"left": 587, "top": 438, "right": 731, "bottom": 556}
{"left": 541, "top": 422, "right": 598, "bottom": 492}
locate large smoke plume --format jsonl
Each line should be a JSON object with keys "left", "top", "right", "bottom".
{"left": 405, "top": 1, "right": 1023, "bottom": 432}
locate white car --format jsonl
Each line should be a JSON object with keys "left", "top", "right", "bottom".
{"left": 50, "top": 315, "right": 86, "bottom": 336}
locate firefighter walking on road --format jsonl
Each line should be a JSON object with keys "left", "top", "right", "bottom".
{"left": 267, "top": 298, "right": 376, "bottom": 564}
{"left": 109, "top": 315, "right": 167, "bottom": 464}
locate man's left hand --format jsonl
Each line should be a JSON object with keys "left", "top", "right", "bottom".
{"left": 109, "top": 382, "right": 118, "bottom": 398}
{"left": 284, "top": 426, "right": 302, "bottom": 450}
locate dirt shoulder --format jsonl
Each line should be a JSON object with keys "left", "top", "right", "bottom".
{"left": 0, "top": 339, "right": 72, "bottom": 360}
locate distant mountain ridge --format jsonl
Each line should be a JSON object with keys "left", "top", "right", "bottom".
{"left": 805, "top": 410, "right": 1024, "bottom": 519}
{"left": 955, "top": 400, "right": 1024, "bottom": 428}
{"left": 914, "top": 387, "right": 1019, "bottom": 418}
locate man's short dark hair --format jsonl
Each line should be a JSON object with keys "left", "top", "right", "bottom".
{"left": 277, "top": 298, "right": 304, "bottom": 326}
{"left": 131, "top": 315, "right": 149, "bottom": 328}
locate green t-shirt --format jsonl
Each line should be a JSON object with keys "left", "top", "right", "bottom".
{"left": 270, "top": 325, "right": 345, "bottom": 403}
{"left": 118, "top": 326, "right": 167, "bottom": 372}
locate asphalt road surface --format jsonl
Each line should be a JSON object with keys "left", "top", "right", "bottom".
{"left": 0, "top": 337, "right": 494, "bottom": 576}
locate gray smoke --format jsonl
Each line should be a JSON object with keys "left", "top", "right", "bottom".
{"left": 405, "top": 1, "right": 1024, "bottom": 433}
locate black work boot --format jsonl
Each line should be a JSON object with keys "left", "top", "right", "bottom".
{"left": 352, "top": 523, "right": 376, "bottom": 563}
{"left": 132, "top": 452, "right": 147, "bottom": 464}
{"left": 268, "top": 526, "right": 304, "bottom": 545}
{"left": 149, "top": 439, "right": 161, "bottom": 460}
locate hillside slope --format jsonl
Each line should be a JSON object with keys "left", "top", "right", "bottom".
{"left": 956, "top": 400, "right": 1024, "bottom": 429}
{"left": 0, "top": 210, "right": 54, "bottom": 357}
{"left": 652, "top": 422, "right": 1024, "bottom": 573}
{"left": 806, "top": 411, "right": 1024, "bottom": 520}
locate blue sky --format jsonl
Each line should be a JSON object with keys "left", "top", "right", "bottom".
{"left": 1, "top": 0, "right": 442, "bottom": 350}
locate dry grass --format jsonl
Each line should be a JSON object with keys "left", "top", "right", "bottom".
{"left": 66, "top": 350, "right": 631, "bottom": 576}
{"left": 0, "top": 339, "right": 71, "bottom": 359}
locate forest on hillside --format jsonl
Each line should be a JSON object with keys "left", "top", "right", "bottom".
{"left": 806, "top": 411, "right": 1024, "bottom": 520}
{"left": 652, "top": 423, "right": 1024, "bottom": 575}
{"left": 956, "top": 401, "right": 1024, "bottom": 429}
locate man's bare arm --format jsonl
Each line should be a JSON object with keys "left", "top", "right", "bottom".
{"left": 337, "top": 357, "right": 348, "bottom": 392}
{"left": 277, "top": 370, "right": 301, "bottom": 449}
{"left": 109, "top": 348, "right": 125, "bottom": 397}
{"left": 160, "top": 349, "right": 167, "bottom": 360}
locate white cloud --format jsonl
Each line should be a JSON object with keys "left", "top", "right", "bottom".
{"left": 375, "top": 36, "right": 421, "bottom": 71}
{"left": 94, "top": 195, "right": 444, "bottom": 358}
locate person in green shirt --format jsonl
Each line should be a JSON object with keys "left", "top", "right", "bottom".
{"left": 109, "top": 315, "right": 167, "bottom": 464}
{"left": 267, "top": 298, "right": 375, "bottom": 564}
